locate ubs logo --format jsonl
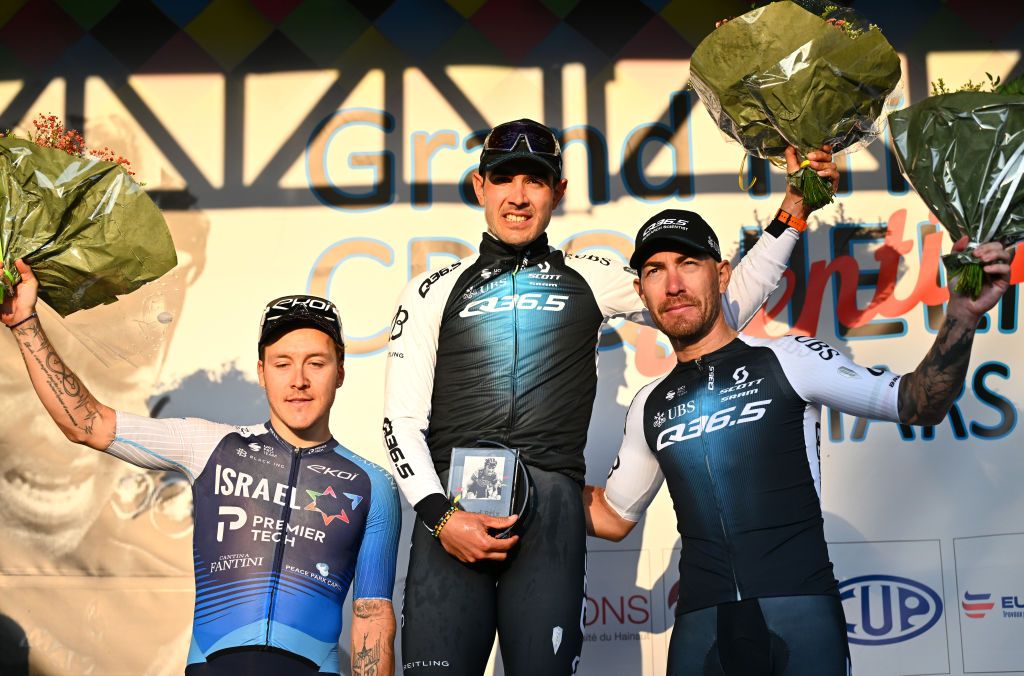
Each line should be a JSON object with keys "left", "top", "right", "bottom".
{"left": 839, "top": 575, "right": 943, "bottom": 645}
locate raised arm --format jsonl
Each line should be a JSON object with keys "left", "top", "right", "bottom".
{"left": 723, "top": 145, "right": 839, "bottom": 329}
{"left": 898, "top": 238, "right": 1014, "bottom": 425}
{"left": 1, "top": 259, "right": 116, "bottom": 450}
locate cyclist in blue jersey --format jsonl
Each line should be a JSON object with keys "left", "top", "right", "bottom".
{"left": 1, "top": 259, "right": 401, "bottom": 676}
{"left": 584, "top": 216, "right": 1014, "bottom": 675}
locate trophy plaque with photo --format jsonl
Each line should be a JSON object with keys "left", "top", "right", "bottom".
{"left": 447, "top": 447, "right": 519, "bottom": 518}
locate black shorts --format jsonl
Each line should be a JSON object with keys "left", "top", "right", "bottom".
{"left": 668, "top": 594, "right": 851, "bottom": 676}
{"left": 184, "top": 647, "right": 337, "bottom": 676}
{"left": 401, "top": 466, "right": 587, "bottom": 675}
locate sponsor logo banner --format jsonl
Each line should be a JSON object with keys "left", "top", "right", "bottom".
{"left": 577, "top": 550, "right": 656, "bottom": 676}
{"left": 954, "top": 532, "right": 1024, "bottom": 672}
{"left": 831, "top": 540, "right": 948, "bottom": 676}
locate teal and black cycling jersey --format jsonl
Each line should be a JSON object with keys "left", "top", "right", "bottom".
{"left": 106, "top": 412, "right": 401, "bottom": 674}
{"left": 605, "top": 334, "right": 902, "bottom": 614}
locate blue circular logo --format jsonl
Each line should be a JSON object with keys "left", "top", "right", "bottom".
{"left": 839, "top": 574, "right": 943, "bottom": 645}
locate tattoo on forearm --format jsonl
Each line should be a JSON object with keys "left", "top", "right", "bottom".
{"left": 899, "top": 314, "right": 975, "bottom": 424}
{"left": 353, "top": 599, "right": 386, "bottom": 619}
{"left": 15, "top": 320, "right": 101, "bottom": 435}
{"left": 352, "top": 599, "right": 393, "bottom": 675}
{"left": 353, "top": 632, "right": 383, "bottom": 676}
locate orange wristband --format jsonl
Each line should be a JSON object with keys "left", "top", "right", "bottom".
{"left": 774, "top": 208, "right": 808, "bottom": 232}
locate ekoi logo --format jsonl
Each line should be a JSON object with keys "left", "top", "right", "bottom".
{"left": 962, "top": 591, "right": 995, "bottom": 619}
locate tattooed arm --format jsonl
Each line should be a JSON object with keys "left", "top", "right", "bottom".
{"left": 898, "top": 239, "right": 1014, "bottom": 425}
{"left": 1, "top": 259, "right": 116, "bottom": 449}
{"left": 350, "top": 598, "right": 395, "bottom": 676}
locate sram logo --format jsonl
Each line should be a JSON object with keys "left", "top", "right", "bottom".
{"left": 459, "top": 293, "right": 568, "bottom": 318}
{"left": 656, "top": 400, "right": 771, "bottom": 450}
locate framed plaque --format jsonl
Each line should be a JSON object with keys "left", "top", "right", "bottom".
{"left": 447, "top": 446, "right": 519, "bottom": 517}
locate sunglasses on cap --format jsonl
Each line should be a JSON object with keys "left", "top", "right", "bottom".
{"left": 482, "top": 119, "right": 561, "bottom": 157}
{"left": 258, "top": 295, "right": 344, "bottom": 347}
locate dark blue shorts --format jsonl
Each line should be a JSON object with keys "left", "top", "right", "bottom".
{"left": 184, "top": 647, "right": 337, "bottom": 676}
{"left": 668, "top": 594, "right": 851, "bottom": 676}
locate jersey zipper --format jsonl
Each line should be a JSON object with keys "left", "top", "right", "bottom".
{"left": 266, "top": 445, "right": 302, "bottom": 644}
{"left": 696, "top": 357, "right": 742, "bottom": 602}
{"left": 503, "top": 256, "right": 527, "bottom": 441}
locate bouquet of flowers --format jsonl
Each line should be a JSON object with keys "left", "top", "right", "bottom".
{"left": 0, "top": 115, "right": 176, "bottom": 316}
{"left": 689, "top": 0, "right": 901, "bottom": 208}
{"left": 888, "top": 75, "right": 1024, "bottom": 297}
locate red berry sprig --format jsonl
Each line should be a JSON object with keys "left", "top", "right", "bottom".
{"left": 19, "top": 113, "right": 136, "bottom": 177}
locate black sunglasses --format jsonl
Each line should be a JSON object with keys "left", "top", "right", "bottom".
{"left": 483, "top": 120, "right": 561, "bottom": 157}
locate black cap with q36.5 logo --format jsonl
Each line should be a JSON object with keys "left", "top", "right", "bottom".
{"left": 629, "top": 209, "right": 722, "bottom": 271}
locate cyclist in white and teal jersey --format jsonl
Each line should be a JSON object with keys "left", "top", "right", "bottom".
{"left": 585, "top": 214, "right": 1014, "bottom": 676}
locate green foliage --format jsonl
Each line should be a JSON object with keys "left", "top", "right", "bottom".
{"left": 931, "top": 72, "right": 1024, "bottom": 96}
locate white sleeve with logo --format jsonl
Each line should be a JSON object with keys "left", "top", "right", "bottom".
{"left": 603, "top": 377, "right": 667, "bottom": 522}
{"left": 745, "top": 334, "right": 903, "bottom": 422}
{"left": 382, "top": 259, "right": 473, "bottom": 508}
{"left": 106, "top": 411, "right": 236, "bottom": 484}
{"left": 565, "top": 252, "right": 650, "bottom": 323}
{"left": 569, "top": 227, "right": 799, "bottom": 330}
{"left": 723, "top": 227, "right": 800, "bottom": 330}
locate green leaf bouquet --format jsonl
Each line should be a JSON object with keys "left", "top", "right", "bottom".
{"left": 0, "top": 115, "right": 176, "bottom": 316}
{"left": 689, "top": 1, "right": 901, "bottom": 208}
{"left": 888, "top": 76, "right": 1024, "bottom": 298}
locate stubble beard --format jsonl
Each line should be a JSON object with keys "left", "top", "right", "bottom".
{"left": 654, "top": 296, "right": 721, "bottom": 346}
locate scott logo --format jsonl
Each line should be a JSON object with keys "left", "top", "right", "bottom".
{"left": 528, "top": 259, "right": 561, "bottom": 280}
{"left": 840, "top": 575, "right": 943, "bottom": 645}
{"left": 732, "top": 366, "right": 748, "bottom": 384}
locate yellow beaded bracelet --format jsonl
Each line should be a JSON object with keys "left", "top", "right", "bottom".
{"left": 432, "top": 505, "right": 459, "bottom": 538}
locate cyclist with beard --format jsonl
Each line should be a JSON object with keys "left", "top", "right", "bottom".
{"left": 384, "top": 118, "right": 839, "bottom": 675}
{"left": 584, "top": 214, "right": 1013, "bottom": 675}
{"left": 1, "top": 262, "right": 400, "bottom": 676}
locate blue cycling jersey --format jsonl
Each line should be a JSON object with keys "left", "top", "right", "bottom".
{"left": 107, "top": 412, "right": 401, "bottom": 673}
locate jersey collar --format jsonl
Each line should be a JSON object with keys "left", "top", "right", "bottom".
{"left": 264, "top": 420, "right": 337, "bottom": 455}
{"left": 479, "top": 231, "right": 551, "bottom": 263}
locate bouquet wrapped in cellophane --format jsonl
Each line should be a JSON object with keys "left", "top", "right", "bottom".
{"left": 689, "top": 0, "right": 901, "bottom": 208}
{"left": 888, "top": 76, "right": 1024, "bottom": 297}
{"left": 0, "top": 115, "right": 176, "bottom": 316}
